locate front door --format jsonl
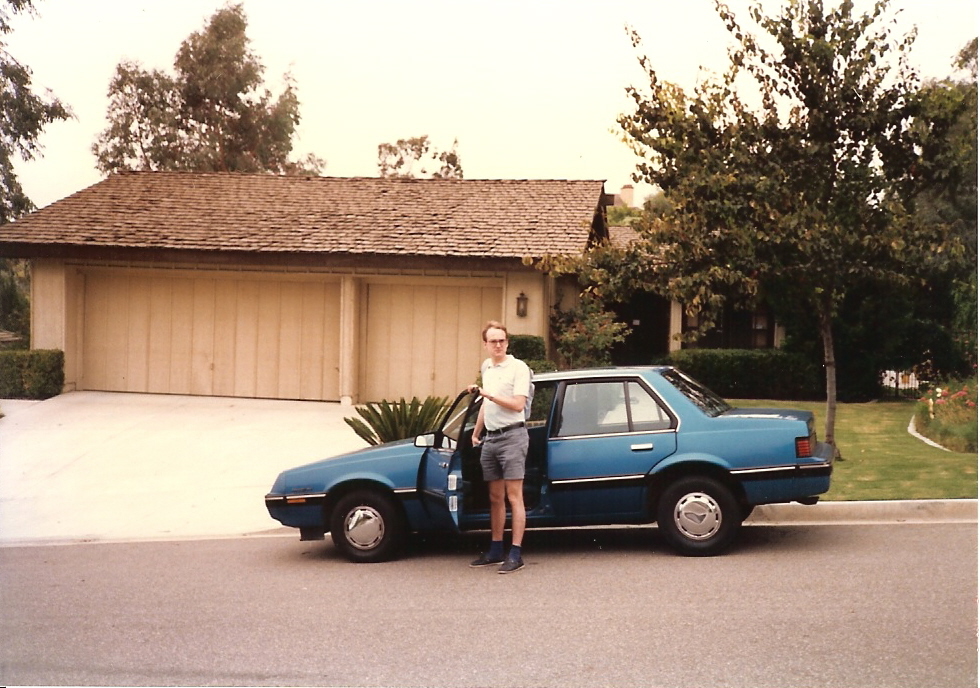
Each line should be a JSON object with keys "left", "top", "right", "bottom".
{"left": 419, "top": 390, "right": 478, "bottom": 529}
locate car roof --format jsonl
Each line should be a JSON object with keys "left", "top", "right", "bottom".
{"left": 531, "top": 365, "right": 674, "bottom": 383}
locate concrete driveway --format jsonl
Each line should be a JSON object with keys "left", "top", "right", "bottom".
{"left": 1, "top": 392, "right": 975, "bottom": 546}
{"left": 0, "top": 392, "right": 367, "bottom": 545}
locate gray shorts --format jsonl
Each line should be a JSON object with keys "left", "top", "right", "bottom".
{"left": 480, "top": 426, "right": 529, "bottom": 481}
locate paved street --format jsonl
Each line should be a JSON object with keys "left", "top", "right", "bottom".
{"left": 1, "top": 523, "right": 976, "bottom": 687}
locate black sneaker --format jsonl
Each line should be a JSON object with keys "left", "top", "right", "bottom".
{"left": 498, "top": 557, "right": 525, "bottom": 574}
{"left": 469, "top": 553, "right": 504, "bottom": 568}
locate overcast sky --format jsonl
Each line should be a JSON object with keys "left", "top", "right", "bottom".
{"left": 6, "top": 0, "right": 977, "bottom": 210}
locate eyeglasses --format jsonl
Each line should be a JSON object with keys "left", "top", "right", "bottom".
{"left": 486, "top": 339, "right": 507, "bottom": 345}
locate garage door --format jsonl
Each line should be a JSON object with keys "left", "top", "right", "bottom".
{"left": 81, "top": 271, "right": 342, "bottom": 400}
{"left": 362, "top": 282, "right": 501, "bottom": 402}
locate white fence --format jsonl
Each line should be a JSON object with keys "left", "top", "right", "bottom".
{"left": 881, "top": 370, "right": 925, "bottom": 398}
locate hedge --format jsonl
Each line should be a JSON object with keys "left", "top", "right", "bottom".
{"left": 508, "top": 334, "right": 546, "bottom": 361}
{"left": 0, "top": 349, "right": 64, "bottom": 399}
{"left": 668, "top": 348, "right": 822, "bottom": 400}
{"left": 508, "top": 335, "right": 556, "bottom": 375}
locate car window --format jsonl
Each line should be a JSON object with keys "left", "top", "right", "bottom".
{"left": 441, "top": 391, "right": 478, "bottom": 448}
{"left": 556, "top": 380, "right": 672, "bottom": 437}
{"left": 527, "top": 381, "right": 555, "bottom": 429}
{"left": 626, "top": 381, "right": 673, "bottom": 431}
{"left": 660, "top": 368, "right": 731, "bottom": 417}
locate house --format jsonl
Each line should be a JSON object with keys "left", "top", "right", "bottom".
{"left": 604, "top": 223, "right": 784, "bottom": 364}
{"left": 0, "top": 172, "right": 609, "bottom": 403}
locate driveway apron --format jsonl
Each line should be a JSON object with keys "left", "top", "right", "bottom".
{"left": 0, "top": 392, "right": 366, "bottom": 544}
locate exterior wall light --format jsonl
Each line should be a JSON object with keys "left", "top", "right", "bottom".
{"left": 516, "top": 292, "right": 528, "bottom": 318}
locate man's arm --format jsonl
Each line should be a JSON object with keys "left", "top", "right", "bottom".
{"left": 466, "top": 383, "right": 525, "bottom": 414}
{"left": 477, "top": 388, "right": 526, "bottom": 413}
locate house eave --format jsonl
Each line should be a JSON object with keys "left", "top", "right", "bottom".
{"left": 0, "top": 242, "right": 553, "bottom": 272}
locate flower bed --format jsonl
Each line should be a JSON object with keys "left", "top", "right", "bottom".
{"left": 915, "top": 377, "right": 978, "bottom": 453}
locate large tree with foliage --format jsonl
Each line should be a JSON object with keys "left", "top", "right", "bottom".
{"left": 0, "top": 0, "right": 71, "bottom": 224}
{"left": 616, "top": 0, "right": 965, "bottom": 448}
{"left": 0, "top": 1, "right": 72, "bottom": 344}
{"left": 908, "top": 39, "right": 978, "bottom": 365}
{"left": 93, "top": 3, "right": 322, "bottom": 175}
{"left": 377, "top": 135, "right": 463, "bottom": 179}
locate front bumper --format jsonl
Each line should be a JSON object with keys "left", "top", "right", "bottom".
{"left": 265, "top": 492, "right": 328, "bottom": 529}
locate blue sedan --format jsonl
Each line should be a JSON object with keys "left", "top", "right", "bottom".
{"left": 265, "top": 366, "right": 834, "bottom": 560}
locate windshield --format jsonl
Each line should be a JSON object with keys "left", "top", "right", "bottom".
{"left": 661, "top": 368, "right": 732, "bottom": 417}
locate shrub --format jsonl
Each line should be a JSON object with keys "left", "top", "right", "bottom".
{"left": 525, "top": 359, "right": 557, "bottom": 375}
{"left": 915, "top": 377, "right": 978, "bottom": 453}
{"left": 668, "top": 348, "right": 822, "bottom": 400}
{"left": 551, "top": 295, "right": 629, "bottom": 369}
{"left": 344, "top": 396, "right": 449, "bottom": 446}
{"left": 0, "top": 349, "right": 64, "bottom": 399}
{"left": 508, "top": 334, "right": 546, "bottom": 361}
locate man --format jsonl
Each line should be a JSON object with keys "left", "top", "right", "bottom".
{"left": 468, "top": 321, "right": 531, "bottom": 574}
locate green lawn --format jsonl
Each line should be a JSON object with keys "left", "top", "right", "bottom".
{"left": 733, "top": 399, "right": 978, "bottom": 501}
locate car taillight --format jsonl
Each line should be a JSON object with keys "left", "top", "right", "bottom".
{"left": 795, "top": 436, "right": 812, "bottom": 458}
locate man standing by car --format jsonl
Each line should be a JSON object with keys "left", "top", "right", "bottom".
{"left": 468, "top": 321, "right": 531, "bottom": 574}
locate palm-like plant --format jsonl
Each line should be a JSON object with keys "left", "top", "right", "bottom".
{"left": 344, "top": 396, "right": 450, "bottom": 446}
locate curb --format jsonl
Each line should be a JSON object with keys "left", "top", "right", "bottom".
{"left": 747, "top": 499, "right": 978, "bottom": 525}
{"left": 907, "top": 414, "right": 951, "bottom": 452}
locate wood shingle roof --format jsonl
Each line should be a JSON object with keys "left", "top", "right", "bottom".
{"left": 1, "top": 172, "right": 607, "bottom": 260}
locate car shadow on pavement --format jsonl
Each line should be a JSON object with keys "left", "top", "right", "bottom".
{"left": 281, "top": 523, "right": 842, "bottom": 565}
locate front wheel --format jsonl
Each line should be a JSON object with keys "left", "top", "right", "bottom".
{"left": 330, "top": 490, "right": 407, "bottom": 563}
{"left": 657, "top": 476, "right": 740, "bottom": 557}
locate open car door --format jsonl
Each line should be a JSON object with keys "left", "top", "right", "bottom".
{"left": 418, "top": 389, "right": 478, "bottom": 529}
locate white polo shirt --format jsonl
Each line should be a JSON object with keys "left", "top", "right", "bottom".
{"left": 481, "top": 355, "right": 531, "bottom": 431}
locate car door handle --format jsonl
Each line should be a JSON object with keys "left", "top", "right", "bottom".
{"left": 631, "top": 443, "right": 654, "bottom": 451}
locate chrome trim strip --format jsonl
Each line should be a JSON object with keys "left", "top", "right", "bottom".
{"left": 265, "top": 492, "right": 327, "bottom": 503}
{"left": 731, "top": 465, "right": 796, "bottom": 475}
{"left": 731, "top": 461, "right": 833, "bottom": 477}
{"left": 553, "top": 428, "right": 675, "bottom": 441}
{"left": 551, "top": 473, "right": 647, "bottom": 486}
{"left": 393, "top": 487, "right": 417, "bottom": 495}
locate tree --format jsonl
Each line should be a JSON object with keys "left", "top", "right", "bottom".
{"left": 377, "top": 135, "right": 463, "bottom": 179}
{"left": 92, "top": 3, "right": 323, "bottom": 175}
{"left": 0, "top": 0, "right": 71, "bottom": 224}
{"left": 617, "top": 0, "right": 964, "bottom": 448}
{"left": 911, "top": 39, "right": 977, "bottom": 240}
{"left": 550, "top": 292, "right": 630, "bottom": 369}
{"left": 1, "top": 1, "right": 72, "bottom": 345}
{"left": 908, "top": 39, "right": 978, "bottom": 366}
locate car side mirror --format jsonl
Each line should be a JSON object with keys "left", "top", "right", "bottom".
{"left": 414, "top": 433, "right": 437, "bottom": 448}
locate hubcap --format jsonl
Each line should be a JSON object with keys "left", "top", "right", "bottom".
{"left": 344, "top": 505, "right": 385, "bottom": 550}
{"left": 673, "top": 491, "right": 722, "bottom": 540}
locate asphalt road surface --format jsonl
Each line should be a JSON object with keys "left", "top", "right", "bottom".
{"left": 1, "top": 523, "right": 976, "bottom": 687}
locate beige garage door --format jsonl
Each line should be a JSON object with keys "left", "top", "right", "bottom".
{"left": 82, "top": 271, "right": 342, "bottom": 400}
{"left": 362, "top": 282, "right": 502, "bottom": 402}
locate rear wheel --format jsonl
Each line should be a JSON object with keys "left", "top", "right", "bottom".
{"left": 657, "top": 476, "right": 740, "bottom": 556}
{"left": 330, "top": 489, "right": 406, "bottom": 563}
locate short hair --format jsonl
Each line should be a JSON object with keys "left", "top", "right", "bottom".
{"left": 482, "top": 320, "right": 508, "bottom": 342}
